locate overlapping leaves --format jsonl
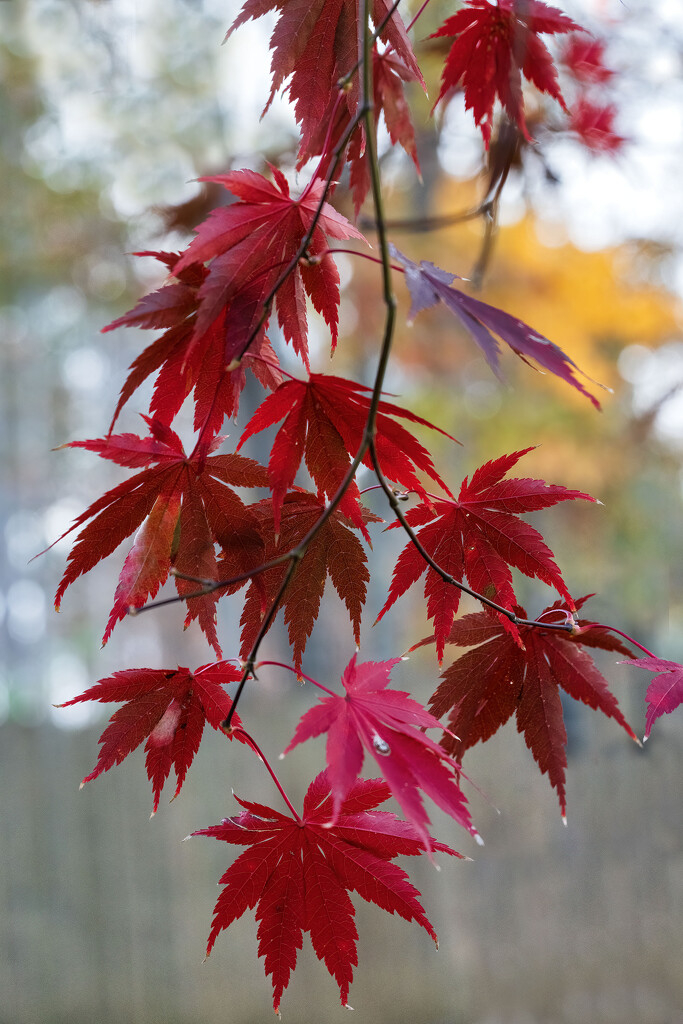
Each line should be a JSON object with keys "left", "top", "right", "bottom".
{"left": 283, "top": 655, "right": 479, "bottom": 850}
{"left": 238, "top": 371, "right": 456, "bottom": 533}
{"left": 226, "top": 0, "right": 422, "bottom": 164}
{"left": 236, "top": 491, "right": 381, "bottom": 668}
{"left": 172, "top": 167, "right": 366, "bottom": 369}
{"left": 48, "top": 417, "right": 268, "bottom": 654}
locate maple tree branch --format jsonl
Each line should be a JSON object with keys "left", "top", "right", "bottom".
{"left": 223, "top": 0, "right": 399, "bottom": 728}
{"left": 369, "top": 442, "right": 576, "bottom": 636}
{"left": 338, "top": 0, "right": 405, "bottom": 88}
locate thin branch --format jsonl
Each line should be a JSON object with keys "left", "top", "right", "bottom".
{"left": 230, "top": 726, "right": 301, "bottom": 821}
{"left": 369, "top": 441, "right": 576, "bottom": 636}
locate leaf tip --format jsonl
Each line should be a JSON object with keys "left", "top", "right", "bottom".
{"left": 473, "top": 831, "right": 485, "bottom": 847}
{"left": 561, "top": 814, "right": 568, "bottom": 827}
{"left": 79, "top": 781, "right": 85, "bottom": 791}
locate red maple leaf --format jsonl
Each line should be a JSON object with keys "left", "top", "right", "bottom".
{"left": 226, "top": 0, "right": 422, "bottom": 163}
{"left": 423, "top": 599, "right": 638, "bottom": 818}
{"left": 560, "top": 34, "right": 614, "bottom": 84}
{"left": 60, "top": 662, "right": 244, "bottom": 813}
{"left": 304, "top": 46, "right": 422, "bottom": 214}
{"left": 569, "top": 98, "right": 625, "bottom": 154}
{"left": 390, "top": 244, "right": 601, "bottom": 407}
{"left": 377, "top": 448, "right": 595, "bottom": 662}
{"left": 432, "top": 0, "right": 579, "bottom": 145}
{"left": 238, "top": 371, "right": 456, "bottom": 534}
{"left": 171, "top": 167, "right": 366, "bottom": 370}
{"left": 193, "top": 771, "right": 461, "bottom": 1011}
{"left": 282, "top": 654, "right": 480, "bottom": 850}
{"left": 236, "top": 491, "right": 381, "bottom": 669}
{"left": 102, "top": 250, "right": 282, "bottom": 438}
{"left": 46, "top": 418, "right": 268, "bottom": 654}
{"left": 620, "top": 656, "right": 683, "bottom": 740}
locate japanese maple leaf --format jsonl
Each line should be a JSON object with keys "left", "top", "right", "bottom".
{"left": 171, "top": 167, "right": 366, "bottom": 370}
{"left": 304, "top": 47, "right": 422, "bottom": 214}
{"left": 423, "top": 599, "right": 638, "bottom": 819}
{"left": 236, "top": 491, "right": 381, "bottom": 670}
{"left": 283, "top": 655, "right": 480, "bottom": 850}
{"left": 569, "top": 98, "right": 625, "bottom": 154}
{"left": 102, "top": 250, "right": 282, "bottom": 438}
{"left": 621, "top": 656, "right": 683, "bottom": 740}
{"left": 193, "top": 771, "right": 461, "bottom": 1012}
{"left": 560, "top": 34, "right": 614, "bottom": 84}
{"left": 432, "top": 0, "right": 579, "bottom": 146}
{"left": 238, "top": 371, "right": 456, "bottom": 534}
{"left": 377, "top": 447, "right": 595, "bottom": 662}
{"left": 390, "top": 245, "right": 601, "bottom": 407}
{"left": 46, "top": 417, "right": 268, "bottom": 654}
{"left": 60, "top": 662, "right": 244, "bottom": 813}
{"left": 226, "top": 0, "right": 422, "bottom": 163}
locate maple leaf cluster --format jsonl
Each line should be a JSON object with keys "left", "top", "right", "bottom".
{"left": 47, "top": 0, "right": 680, "bottom": 1012}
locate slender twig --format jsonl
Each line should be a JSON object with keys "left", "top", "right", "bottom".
{"left": 577, "top": 624, "right": 656, "bottom": 658}
{"left": 256, "top": 660, "right": 338, "bottom": 698}
{"left": 230, "top": 726, "right": 301, "bottom": 820}
{"left": 369, "top": 440, "right": 576, "bottom": 636}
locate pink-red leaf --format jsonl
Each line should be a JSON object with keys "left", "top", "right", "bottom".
{"left": 621, "top": 656, "right": 683, "bottom": 740}
{"left": 283, "top": 655, "right": 479, "bottom": 850}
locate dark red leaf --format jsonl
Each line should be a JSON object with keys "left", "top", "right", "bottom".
{"left": 226, "top": 0, "right": 422, "bottom": 164}
{"left": 44, "top": 419, "right": 268, "bottom": 652}
{"left": 235, "top": 491, "right": 381, "bottom": 670}
{"left": 426, "top": 601, "right": 638, "bottom": 818}
{"left": 60, "top": 663, "right": 244, "bottom": 813}
{"left": 238, "top": 371, "right": 456, "bottom": 533}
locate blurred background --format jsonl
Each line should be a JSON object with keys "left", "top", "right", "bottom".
{"left": 1, "top": 1, "right": 682, "bottom": 1021}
